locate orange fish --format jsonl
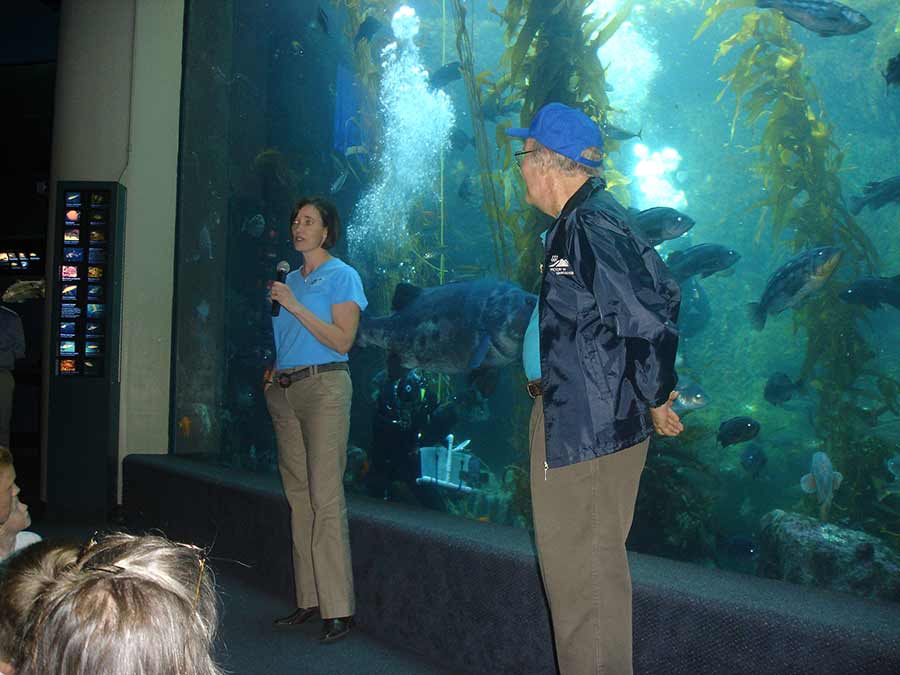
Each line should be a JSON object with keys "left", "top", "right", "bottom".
{"left": 177, "top": 416, "right": 192, "bottom": 438}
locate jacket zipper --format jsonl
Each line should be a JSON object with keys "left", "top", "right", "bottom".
{"left": 544, "top": 461, "right": 548, "bottom": 481}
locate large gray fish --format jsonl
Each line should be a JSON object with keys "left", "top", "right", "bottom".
{"left": 628, "top": 207, "right": 695, "bottom": 247}
{"left": 755, "top": 0, "right": 871, "bottom": 37}
{"left": 747, "top": 246, "right": 842, "bottom": 331}
{"left": 2, "top": 279, "right": 45, "bottom": 302}
{"left": 800, "top": 451, "right": 843, "bottom": 520}
{"left": 849, "top": 176, "right": 900, "bottom": 215}
{"left": 356, "top": 280, "right": 537, "bottom": 386}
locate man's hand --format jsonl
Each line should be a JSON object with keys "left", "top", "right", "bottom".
{"left": 650, "top": 390, "right": 683, "bottom": 436}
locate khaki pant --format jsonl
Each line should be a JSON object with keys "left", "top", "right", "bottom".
{"left": 266, "top": 368, "right": 355, "bottom": 618}
{"left": 530, "top": 397, "right": 649, "bottom": 675}
{"left": 0, "top": 370, "right": 13, "bottom": 448}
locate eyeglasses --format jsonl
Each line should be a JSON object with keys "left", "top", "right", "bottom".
{"left": 514, "top": 149, "right": 535, "bottom": 167}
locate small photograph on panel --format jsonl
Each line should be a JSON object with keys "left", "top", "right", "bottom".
{"left": 60, "top": 284, "right": 78, "bottom": 301}
{"left": 58, "top": 358, "right": 79, "bottom": 375}
{"left": 88, "top": 248, "right": 106, "bottom": 264}
{"left": 86, "top": 303, "right": 105, "bottom": 319}
{"left": 59, "top": 321, "right": 76, "bottom": 337}
{"left": 65, "top": 191, "right": 81, "bottom": 206}
{"left": 87, "top": 284, "right": 103, "bottom": 301}
{"left": 65, "top": 209, "right": 80, "bottom": 224}
{"left": 59, "top": 340, "right": 77, "bottom": 355}
{"left": 64, "top": 229, "right": 80, "bottom": 244}
{"left": 61, "top": 265, "right": 80, "bottom": 281}
{"left": 89, "top": 210, "right": 107, "bottom": 226}
{"left": 90, "top": 192, "right": 109, "bottom": 207}
{"left": 87, "top": 266, "right": 103, "bottom": 280}
{"left": 86, "top": 321, "right": 103, "bottom": 337}
{"left": 61, "top": 304, "right": 81, "bottom": 319}
{"left": 63, "top": 248, "right": 83, "bottom": 262}
{"left": 84, "top": 341, "right": 102, "bottom": 356}
{"left": 89, "top": 230, "right": 106, "bottom": 245}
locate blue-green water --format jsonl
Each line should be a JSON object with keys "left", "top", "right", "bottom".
{"left": 173, "top": 0, "right": 900, "bottom": 602}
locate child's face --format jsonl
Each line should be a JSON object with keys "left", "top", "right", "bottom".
{"left": 0, "top": 467, "right": 18, "bottom": 524}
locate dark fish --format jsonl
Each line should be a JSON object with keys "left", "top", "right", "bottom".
{"left": 754, "top": 0, "right": 871, "bottom": 37}
{"left": 450, "top": 126, "right": 474, "bottom": 152}
{"left": 629, "top": 207, "right": 696, "bottom": 247}
{"left": 354, "top": 16, "right": 382, "bottom": 47}
{"left": 241, "top": 213, "right": 266, "bottom": 238}
{"left": 430, "top": 61, "right": 461, "bottom": 89}
{"left": 764, "top": 372, "right": 803, "bottom": 406}
{"left": 316, "top": 6, "right": 329, "bottom": 34}
{"left": 720, "top": 534, "right": 757, "bottom": 559}
{"left": 717, "top": 416, "right": 760, "bottom": 447}
{"left": 676, "top": 277, "right": 711, "bottom": 338}
{"left": 665, "top": 244, "right": 740, "bottom": 283}
{"left": 481, "top": 95, "right": 522, "bottom": 122}
{"left": 600, "top": 122, "right": 642, "bottom": 142}
{"left": 458, "top": 174, "right": 480, "bottom": 206}
{"left": 747, "top": 246, "right": 842, "bottom": 331}
{"left": 840, "top": 275, "right": 900, "bottom": 311}
{"left": 884, "top": 52, "right": 900, "bottom": 88}
{"left": 198, "top": 223, "right": 214, "bottom": 260}
{"left": 849, "top": 176, "right": 900, "bottom": 215}
{"left": 355, "top": 279, "right": 537, "bottom": 376}
{"left": 740, "top": 443, "right": 768, "bottom": 478}
{"left": 671, "top": 377, "right": 709, "bottom": 417}
{"left": 800, "top": 451, "right": 843, "bottom": 520}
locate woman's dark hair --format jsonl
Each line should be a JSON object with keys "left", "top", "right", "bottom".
{"left": 291, "top": 196, "right": 341, "bottom": 250}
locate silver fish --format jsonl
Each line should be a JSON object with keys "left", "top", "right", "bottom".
{"left": 800, "top": 451, "right": 843, "bottom": 520}
{"left": 330, "top": 170, "right": 348, "bottom": 194}
{"left": 755, "top": 0, "right": 871, "bottom": 37}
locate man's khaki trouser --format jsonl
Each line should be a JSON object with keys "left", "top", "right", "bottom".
{"left": 265, "top": 368, "right": 355, "bottom": 619}
{"left": 530, "top": 396, "right": 649, "bottom": 675}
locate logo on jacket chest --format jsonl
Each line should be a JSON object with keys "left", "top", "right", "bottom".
{"left": 547, "top": 255, "right": 574, "bottom": 276}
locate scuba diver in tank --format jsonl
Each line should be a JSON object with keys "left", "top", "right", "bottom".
{"left": 367, "top": 367, "right": 487, "bottom": 507}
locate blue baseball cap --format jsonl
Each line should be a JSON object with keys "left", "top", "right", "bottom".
{"left": 506, "top": 102, "right": 604, "bottom": 167}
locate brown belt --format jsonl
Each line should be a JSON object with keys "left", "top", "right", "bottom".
{"left": 527, "top": 379, "right": 543, "bottom": 398}
{"left": 276, "top": 362, "right": 348, "bottom": 388}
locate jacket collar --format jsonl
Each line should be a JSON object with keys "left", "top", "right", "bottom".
{"left": 558, "top": 176, "right": 607, "bottom": 220}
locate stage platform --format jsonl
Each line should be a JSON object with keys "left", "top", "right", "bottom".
{"left": 123, "top": 454, "right": 900, "bottom": 675}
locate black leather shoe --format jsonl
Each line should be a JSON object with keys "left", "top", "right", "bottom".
{"left": 319, "top": 616, "right": 353, "bottom": 643}
{"left": 274, "top": 606, "right": 319, "bottom": 626}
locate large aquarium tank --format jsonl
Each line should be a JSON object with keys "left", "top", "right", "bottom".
{"left": 172, "top": 0, "right": 900, "bottom": 603}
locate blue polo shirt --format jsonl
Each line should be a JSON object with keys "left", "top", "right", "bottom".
{"left": 523, "top": 230, "right": 547, "bottom": 382}
{"left": 272, "top": 258, "right": 368, "bottom": 369}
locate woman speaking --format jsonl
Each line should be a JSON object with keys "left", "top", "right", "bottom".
{"left": 266, "top": 196, "right": 367, "bottom": 644}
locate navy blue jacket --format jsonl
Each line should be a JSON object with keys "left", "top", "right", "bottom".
{"left": 538, "top": 178, "right": 680, "bottom": 469}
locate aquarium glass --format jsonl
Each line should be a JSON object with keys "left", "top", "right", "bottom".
{"left": 174, "top": 0, "right": 900, "bottom": 603}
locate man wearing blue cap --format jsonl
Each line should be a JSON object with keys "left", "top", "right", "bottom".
{"left": 508, "top": 102, "right": 683, "bottom": 675}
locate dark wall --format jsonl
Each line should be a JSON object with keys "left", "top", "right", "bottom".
{"left": 0, "top": 4, "right": 59, "bottom": 238}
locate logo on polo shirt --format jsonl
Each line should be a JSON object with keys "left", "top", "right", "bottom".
{"left": 548, "top": 255, "right": 573, "bottom": 276}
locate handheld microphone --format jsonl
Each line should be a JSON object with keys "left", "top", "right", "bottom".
{"left": 271, "top": 260, "right": 291, "bottom": 317}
